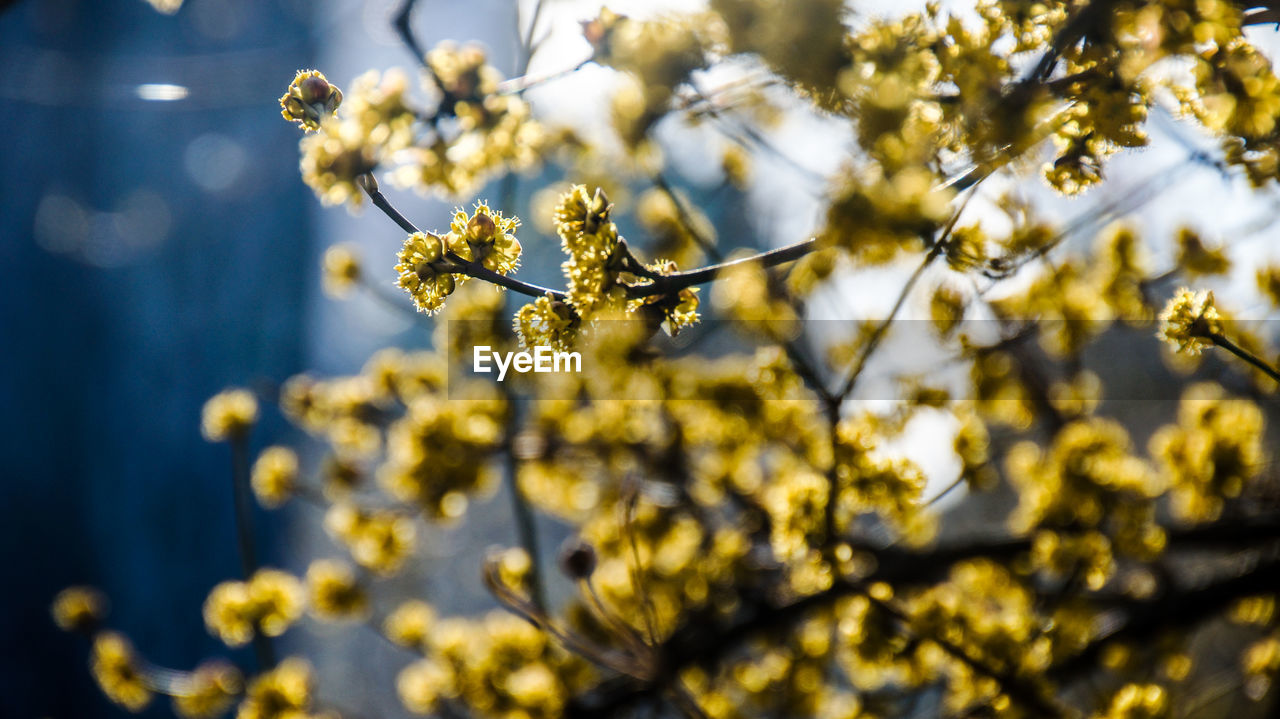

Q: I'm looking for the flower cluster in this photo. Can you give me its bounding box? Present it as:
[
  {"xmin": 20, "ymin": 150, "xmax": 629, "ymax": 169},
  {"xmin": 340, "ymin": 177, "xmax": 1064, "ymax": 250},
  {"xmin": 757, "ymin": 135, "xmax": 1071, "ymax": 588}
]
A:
[
  {"xmin": 396, "ymin": 611, "xmax": 592, "ymax": 718},
  {"xmin": 288, "ymin": 45, "xmax": 546, "ymax": 208},
  {"xmin": 203, "ymin": 569, "xmax": 305, "ymax": 647},
  {"xmin": 1150, "ymin": 383, "xmax": 1266, "ymax": 521},
  {"xmin": 394, "ymin": 204, "xmax": 521, "ymax": 315},
  {"xmin": 323, "ymin": 502, "xmax": 416, "ymax": 574},
  {"xmin": 1158, "ymin": 287, "xmax": 1222, "ymax": 356},
  {"xmin": 62, "ymin": 3, "xmax": 1280, "ymax": 719},
  {"xmin": 379, "ymin": 392, "xmax": 505, "ymax": 519},
  {"xmin": 585, "ymin": 8, "xmax": 712, "ymax": 145}
]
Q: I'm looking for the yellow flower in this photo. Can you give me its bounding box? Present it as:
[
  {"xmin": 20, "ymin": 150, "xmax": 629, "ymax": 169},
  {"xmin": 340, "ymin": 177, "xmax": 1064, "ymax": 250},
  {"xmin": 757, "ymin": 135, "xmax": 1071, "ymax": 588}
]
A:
[
  {"xmin": 279, "ymin": 70, "xmax": 343, "ymax": 132},
  {"xmin": 203, "ymin": 570, "xmax": 304, "ymax": 647},
  {"xmin": 306, "ymin": 559, "xmax": 367, "ymax": 620},
  {"xmin": 173, "ymin": 661, "xmax": 242, "ymax": 719},
  {"xmin": 514, "ymin": 294, "xmax": 579, "ymax": 351},
  {"xmin": 1176, "ymin": 228, "xmax": 1230, "ymax": 278},
  {"xmin": 1150, "ymin": 382, "xmax": 1265, "ymax": 521},
  {"xmin": 450, "ymin": 202, "xmax": 522, "ymax": 276},
  {"xmin": 299, "ymin": 117, "xmax": 379, "ymax": 207},
  {"xmin": 397, "ymin": 658, "xmax": 453, "ymax": 715},
  {"xmin": 201, "ymin": 389, "xmax": 258, "ymax": 442},
  {"xmin": 395, "ymin": 231, "xmax": 460, "ymax": 314},
  {"xmin": 51, "ymin": 586, "xmax": 107, "ymax": 633},
  {"xmin": 90, "ymin": 631, "xmax": 152, "ymax": 712},
  {"xmin": 556, "ymin": 185, "xmax": 624, "ymax": 317},
  {"xmin": 251, "ymin": 447, "xmax": 299, "ymax": 509},
  {"xmin": 629, "ymin": 259, "xmax": 700, "ymax": 336},
  {"xmin": 203, "ymin": 582, "xmax": 254, "ymax": 647},
  {"xmin": 1158, "ymin": 288, "xmax": 1222, "ymax": 356},
  {"xmin": 238, "ymin": 657, "xmax": 312, "ymax": 719},
  {"xmin": 324, "ymin": 503, "xmax": 417, "ymax": 574},
  {"xmin": 321, "ymin": 243, "xmax": 362, "ymax": 298},
  {"xmin": 1094, "ymin": 683, "xmax": 1168, "ymax": 719},
  {"xmin": 1244, "ymin": 636, "xmax": 1280, "ymax": 681},
  {"xmin": 383, "ymin": 600, "xmax": 436, "ymax": 650},
  {"xmin": 248, "ymin": 569, "xmax": 306, "ymax": 637}
]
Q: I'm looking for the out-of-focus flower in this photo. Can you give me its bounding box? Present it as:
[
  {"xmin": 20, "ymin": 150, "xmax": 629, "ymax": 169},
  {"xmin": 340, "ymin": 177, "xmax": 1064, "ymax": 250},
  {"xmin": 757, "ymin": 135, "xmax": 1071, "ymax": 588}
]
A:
[
  {"xmin": 172, "ymin": 661, "xmax": 242, "ymax": 719},
  {"xmin": 383, "ymin": 600, "xmax": 436, "ymax": 650},
  {"xmin": 201, "ymin": 389, "xmax": 258, "ymax": 442},
  {"xmin": 90, "ymin": 631, "xmax": 152, "ymax": 712},
  {"xmin": 322, "ymin": 244, "xmax": 362, "ymax": 298},
  {"xmin": 51, "ymin": 586, "xmax": 107, "ymax": 633},
  {"xmin": 238, "ymin": 658, "xmax": 313, "ymax": 719},
  {"xmin": 306, "ymin": 559, "xmax": 367, "ymax": 620},
  {"xmin": 251, "ymin": 446, "xmax": 299, "ymax": 509},
  {"xmin": 203, "ymin": 569, "xmax": 305, "ymax": 647},
  {"xmin": 324, "ymin": 503, "xmax": 417, "ymax": 574}
]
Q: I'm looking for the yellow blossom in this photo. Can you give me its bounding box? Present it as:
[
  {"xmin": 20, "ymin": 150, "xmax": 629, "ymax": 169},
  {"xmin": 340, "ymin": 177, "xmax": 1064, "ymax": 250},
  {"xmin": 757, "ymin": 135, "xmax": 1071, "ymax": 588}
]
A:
[
  {"xmin": 238, "ymin": 657, "xmax": 312, "ymax": 719},
  {"xmin": 279, "ymin": 70, "xmax": 343, "ymax": 132},
  {"xmin": 173, "ymin": 661, "xmax": 242, "ymax": 719},
  {"xmin": 51, "ymin": 586, "xmax": 107, "ymax": 633},
  {"xmin": 1158, "ymin": 288, "xmax": 1222, "ymax": 356},
  {"xmin": 306, "ymin": 559, "xmax": 367, "ymax": 620},
  {"xmin": 201, "ymin": 389, "xmax": 258, "ymax": 442},
  {"xmin": 321, "ymin": 243, "xmax": 362, "ymax": 298},
  {"xmin": 90, "ymin": 631, "xmax": 152, "ymax": 712},
  {"xmin": 251, "ymin": 446, "xmax": 299, "ymax": 508}
]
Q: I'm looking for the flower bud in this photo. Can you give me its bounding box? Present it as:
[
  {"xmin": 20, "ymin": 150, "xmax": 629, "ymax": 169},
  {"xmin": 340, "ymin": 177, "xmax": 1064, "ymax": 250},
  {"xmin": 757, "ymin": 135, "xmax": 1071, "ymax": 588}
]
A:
[
  {"xmin": 467, "ymin": 211, "xmax": 497, "ymax": 244},
  {"xmin": 279, "ymin": 70, "xmax": 343, "ymax": 132},
  {"xmin": 298, "ymin": 75, "xmax": 331, "ymax": 104}
]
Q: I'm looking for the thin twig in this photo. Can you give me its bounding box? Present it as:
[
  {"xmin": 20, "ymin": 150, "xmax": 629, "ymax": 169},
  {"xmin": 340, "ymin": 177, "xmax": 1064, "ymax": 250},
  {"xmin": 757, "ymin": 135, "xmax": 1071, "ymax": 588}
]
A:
[
  {"xmin": 362, "ymin": 177, "xmax": 814, "ymax": 302},
  {"xmin": 230, "ymin": 435, "xmax": 276, "ymax": 669},
  {"xmin": 497, "ymin": 59, "xmax": 589, "ymax": 95},
  {"xmin": 392, "ymin": 0, "xmax": 426, "ymax": 65},
  {"xmin": 651, "ymin": 172, "xmax": 724, "ymax": 262},
  {"xmin": 502, "ymin": 403, "xmax": 547, "ymax": 612},
  {"xmin": 834, "ymin": 244, "xmax": 941, "ymax": 400},
  {"xmin": 623, "ymin": 238, "xmax": 817, "ymax": 298},
  {"xmin": 1210, "ymin": 332, "xmax": 1280, "ymax": 385}
]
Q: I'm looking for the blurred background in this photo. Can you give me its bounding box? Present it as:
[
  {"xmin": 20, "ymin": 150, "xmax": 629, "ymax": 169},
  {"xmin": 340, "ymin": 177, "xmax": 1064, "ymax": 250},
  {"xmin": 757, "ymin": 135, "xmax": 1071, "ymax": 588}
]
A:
[
  {"xmin": 1, "ymin": 1, "xmax": 315, "ymax": 715},
  {"xmin": 5, "ymin": 1, "xmax": 1280, "ymax": 717}
]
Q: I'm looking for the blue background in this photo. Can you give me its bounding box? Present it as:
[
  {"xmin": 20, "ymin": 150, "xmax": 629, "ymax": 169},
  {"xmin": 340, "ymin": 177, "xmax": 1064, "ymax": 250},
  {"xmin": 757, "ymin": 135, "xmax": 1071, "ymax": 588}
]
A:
[{"xmin": 0, "ymin": 1, "xmax": 315, "ymax": 715}]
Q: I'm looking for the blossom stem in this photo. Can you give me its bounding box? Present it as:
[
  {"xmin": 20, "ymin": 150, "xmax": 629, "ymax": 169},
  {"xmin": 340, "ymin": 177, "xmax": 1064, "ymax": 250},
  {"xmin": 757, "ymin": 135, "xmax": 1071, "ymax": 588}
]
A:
[
  {"xmin": 836, "ymin": 243, "xmax": 943, "ymax": 399},
  {"xmin": 623, "ymin": 238, "xmax": 817, "ymax": 299},
  {"xmin": 392, "ymin": 0, "xmax": 426, "ymax": 65},
  {"xmin": 651, "ymin": 172, "xmax": 723, "ymax": 261},
  {"xmin": 1209, "ymin": 333, "xmax": 1280, "ymax": 385},
  {"xmin": 444, "ymin": 252, "xmax": 568, "ymax": 300},
  {"xmin": 498, "ymin": 59, "xmax": 589, "ymax": 95},
  {"xmin": 364, "ymin": 183, "xmax": 421, "ymax": 235},
  {"xmin": 362, "ymin": 181, "xmax": 570, "ymax": 301},
  {"xmin": 230, "ymin": 435, "xmax": 277, "ymax": 669},
  {"xmin": 362, "ymin": 179, "xmax": 817, "ymax": 303},
  {"xmin": 501, "ymin": 400, "xmax": 547, "ymax": 612}
]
